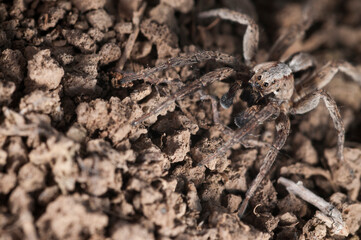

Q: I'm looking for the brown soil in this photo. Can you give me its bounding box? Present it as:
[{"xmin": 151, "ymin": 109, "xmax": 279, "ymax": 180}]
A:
[{"xmin": 1, "ymin": 0, "xmax": 361, "ymax": 239}]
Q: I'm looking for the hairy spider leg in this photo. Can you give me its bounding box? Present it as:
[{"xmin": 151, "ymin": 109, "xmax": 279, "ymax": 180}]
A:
[
  {"xmin": 294, "ymin": 60, "xmax": 361, "ymax": 101},
  {"xmin": 201, "ymin": 102, "xmax": 280, "ymax": 169},
  {"xmin": 268, "ymin": 1, "xmax": 315, "ymax": 61},
  {"xmin": 291, "ymin": 89, "xmax": 344, "ymax": 161},
  {"xmin": 112, "ymin": 51, "xmax": 242, "ymax": 87},
  {"xmin": 201, "ymin": 93, "xmax": 271, "ymax": 149},
  {"xmin": 131, "ymin": 68, "xmax": 235, "ymax": 126},
  {"xmin": 238, "ymin": 111, "xmax": 290, "ymax": 218},
  {"xmin": 199, "ymin": 8, "xmax": 259, "ymax": 65}
]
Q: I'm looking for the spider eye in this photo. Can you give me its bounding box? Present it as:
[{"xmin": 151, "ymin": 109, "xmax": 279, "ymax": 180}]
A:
[
  {"xmin": 263, "ymin": 82, "xmax": 269, "ymax": 87},
  {"xmin": 257, "ymin": 75, "xmax": 262, "ymax": 80}
]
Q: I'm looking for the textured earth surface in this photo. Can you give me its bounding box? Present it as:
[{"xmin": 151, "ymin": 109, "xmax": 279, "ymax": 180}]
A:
[{"xmin": 1, "ymin": 0, "xmax": 361, "ymax": 239}]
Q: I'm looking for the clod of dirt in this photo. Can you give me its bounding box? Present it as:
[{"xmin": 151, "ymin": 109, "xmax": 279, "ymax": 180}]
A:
[
  {"xmin": 5, "ymin": 136, "xmax": 28, "ymax": 172},
  {"xmin": 9, "ymin": 187, "xmax": 37, "ymax": 240},
  {"xmin": 278, "ymin": 193, "xmax": 308, "ymax": 217},
  {"xmin": 326, "ymin": 74, "xmax": 361, "ymax": 110},
  {"xmin": 71, "ymin": 0, "xmax": 106, "ymax": 12},
  {"xmin": 163, "ymin": 130, "xmax": 191, "ymax": 163},
  {"xmin": 0, "ymin": 149, "xmax": 6, "ymax": 168},
  {"xmin": 86, "ymin": 9, "xmax": 113, "ymax": 31},
  {"xmin": 341, "ymin": 202, "xmax": 361, "ymax": 235},
  {"xmin": 0, "ymin": 80, "xmax": 16, "ymax": 105},
  {"xmin": 201, "ymin": 175, "xmax": 225, "ymax": 207},
  {"xmin": 117, "ymin": 0, "xmax": 143, "ymax": 19},
  {"xmin": 78, "ymin": 155, "xmax": 120, "ymax": 196},
  {"xmin": 36, "ymin": 194, "xmax": 108, "ymax": 239},
  {"xmin": 186, "ymin": 182, "xmax": 202, "ymax": 212},
  {"xmin": 77, "ymin": 138, "xmax": 133, "ymax": 196},
  {"xmin": 278, "ymin": 212, "xmax": 298, "ymax": 226},
  {"xmin": 140, "ymin": 19, "xmax": 180, "ymax": 58},
  {"xmin": 191, "ymin": 137, "xmax": 230, "ymax": 171},
  {"xmin": 161, "ymin": 0, "xmax": 194, "ymax": 13},
  {"xmin": 62, "ymin": 29, "xmax": 96, "ymax": 53},
  {"xmin": 63, "ymin": 73, "xmax": 100, "ymax": 97},
  {"xmin": 76, "ymin": 99, "xmax": 110, "ymax": 133},
  {"xmin": 26, "ymin": 49, "xmax": 64, "ymax": 90},
  {"xmin": 0, "ymin": 29, "xmax": 8, "ymax": 47},
  {"xmin": 38, "ymin": 186, "xmax": 60, "ymax": 205},
  {"xmin": 127, "ymin": 178, "xmax": 187, "ymax": 237},
  {"xmin": 0, "ymin": 172, "xmax": 16, "ymax": 194},
  {"xmin": 280, "ymin": 162, "xmax": 331, "ymax": 181},
  {"xmin": 52, "ymin": 46, "xmax": 74, "ymax": 65},
  {"xmin": 88, "ymin": 27, "xmax": 104, "ymax": 42},
  {"xmin": 143, "ymin": 184, "xmax": 187, "ymax": 237},
  {"xmin": 129, "ymin": 136, "xmax": 170, "ymax": 180},
  {"xmin": 300, "ymin": 217, "xmax": 328, "ymax": 240},
  {"xmin": 18, "ymin": 163, "xmax": 46, "ymax": 192},
  {"xmin": 325, "ymin": 147, "xmax": 361, "ymax": 201},
  {"xmin": 27, "ymin": 131, "xmax": 80, "ymax": 193},
  {"xmin": 224, "ymin": 166, "xmax": 249, "ymax": 193},
  {"xmin": 298, "ymin": 104, "xmax": 339, "ymax": 147},
  {"xmin": 38, "ymin": 5, "xmax": 67, "ymax": 31},
  {"xmin": 73, "ymin": 54, "xmax": 100, "ymax": 78},
  {"xmin": 172, "ymin": 156, "xmax": 206, "ymax": 188},
  {"xmin": 111, "ymin": 222, "xmax": 155, "ymax": 240},
  {"xmin": 0, "ymin": 4, "xmax": 7, "ymax": 22},
  {"xmin": 210, "ymin": 213, "xmax": 271, "ymax": 239},
  {"xmin": 292, "ymin": 133, "xmax": 318, "ymax": 165},
  {"xmin": 77, "ymin": 96, "xmax": 146, "ymax": 143},
  {"xmin": 66, "ymin": 123, "xmax": 87, "ymax": 143},
  {"xmin": 149, "ymin": 3, "xmax": 177, "ymax": 30},
  {"xmin": 87, "ymin": 138, "xmax": 134, "ymax": 169},
  {"xmin": 9, "ymin": 0, "xmax": 26, "ymax": 18},
  {"xmin": 151, "ymin": 112, "xmax": 199, "ymax": 135},
  {"xmin": 114, "ymin": 22, "xmax": 133, "ymax": 34},
  {"xmin": 19, "ymin": 89, "xmax": 63, "ymax": 121},
  {"xmin": 99, "ymin": 42, "xmax": 121, "ymax": 65},
  {"xmin": 225, "ymin": 194, "xmax": 243, "ymax": 213},
  {"xmin": 0, "ymin": 48, "xmax": 26, "ymax": 85}
]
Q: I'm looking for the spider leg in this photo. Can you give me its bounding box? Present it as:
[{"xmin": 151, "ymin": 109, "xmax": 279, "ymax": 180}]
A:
[
  {"xmin": 290, "ymin": 89, "xmax": 345, "ymax": 161},
  {"xmin": 238, "ymin": 111, "xmax": 290, "ymax": 218},
  {"xmin": 112, "ymin": 50, "xmax": 242, "ymax": 87},
  {"xmin": 285, "ymin": 52, "xmax": 317, "ymax": 85},
  {"xmin": 201, "ymin": 93, "xmax": 271, "ymax": 149},
  {"xmin": 199, "ymin": 93, "xmax": 223, "ymax": 128},
  {"xmin": 199, "ymin": 8, "xmax": 259, "ymax": 65},
  {"xmin": 234, "ymin": 105, "xmax": 262, "ymax": 128},
  {"xmin": 284, "ymin": 52, "xmax": 316, "ymax": 73},
  {"xmin": 220, "ymin": 81, "xmax": 242, "ymax": 109},
  {"xmin": 294, "ymin": 60, "xmax": 361, "ymax": 101},
  {"xmin": 132, "ymin": 67, "xmax": 235, "ymax": 126},
  {"xmin": 201, "ymin": 102, "xmax": 280, "ymax": 168},
  {"xmin": 268, "ymin": 2, "xmax": 314, "ymax": 61}
]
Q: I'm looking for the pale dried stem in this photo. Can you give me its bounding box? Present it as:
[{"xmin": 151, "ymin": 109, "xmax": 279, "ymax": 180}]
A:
[
  {"xmin": 278, "ymin": 177, "xmax": 348, "ymax": 236},
  {"xmin": 116, "ymin": 2, "xmax": 147, "ymax": 71}
]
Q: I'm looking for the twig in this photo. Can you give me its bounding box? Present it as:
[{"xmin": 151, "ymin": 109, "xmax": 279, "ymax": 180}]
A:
[
  {"xmin": 115, "ymin": 2, "xmax": 147, "ymax": 71},
  {"xmin": 278, "ymin": 177, "xmax": 349, "ymax": 236}
]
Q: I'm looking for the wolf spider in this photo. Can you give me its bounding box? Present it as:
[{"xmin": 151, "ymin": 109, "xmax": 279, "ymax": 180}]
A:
[{"xmin": 111, "ymin": 7, "xmax": 361, "ymax": 219}]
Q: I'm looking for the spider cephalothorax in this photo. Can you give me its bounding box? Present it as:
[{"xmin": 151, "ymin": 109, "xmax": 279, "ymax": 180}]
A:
[
  {"xmin": 250, "ymin": 62, "xmax": 294, "ymax": 101},
  {"xmin": 111, "ymin": 4, "xmax": 361, "ymax": 219}
]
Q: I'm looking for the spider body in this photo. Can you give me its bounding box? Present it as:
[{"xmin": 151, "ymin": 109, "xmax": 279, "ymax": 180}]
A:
[
  {"xmin": 250, "ymin": 62, "xmax": 294, "ymax": 101},
  {"xmin": 112, "ymin": 5, "xmax": 361, "ymax": 220}
]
